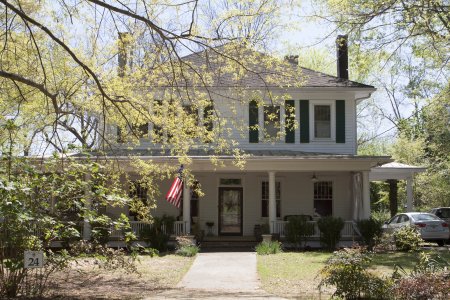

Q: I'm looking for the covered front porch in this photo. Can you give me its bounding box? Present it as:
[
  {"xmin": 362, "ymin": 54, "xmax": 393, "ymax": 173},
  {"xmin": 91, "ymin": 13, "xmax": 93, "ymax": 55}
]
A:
[{"xmin": 144, "ymin": 154, "xmax": 391, "ymax": 241}]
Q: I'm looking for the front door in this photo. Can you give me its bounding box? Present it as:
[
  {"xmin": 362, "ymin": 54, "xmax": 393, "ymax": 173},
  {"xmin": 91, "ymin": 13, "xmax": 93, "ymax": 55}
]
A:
[{"xmin": 219, "ymin": 187, "xmax": 243, "ymax": 236}]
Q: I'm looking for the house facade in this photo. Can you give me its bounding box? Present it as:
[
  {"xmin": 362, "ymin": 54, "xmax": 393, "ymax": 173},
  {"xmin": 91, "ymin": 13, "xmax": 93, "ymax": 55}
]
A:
[{"xmin": 99, "ymin": 39, "xmax": 391, "ymax": 241}]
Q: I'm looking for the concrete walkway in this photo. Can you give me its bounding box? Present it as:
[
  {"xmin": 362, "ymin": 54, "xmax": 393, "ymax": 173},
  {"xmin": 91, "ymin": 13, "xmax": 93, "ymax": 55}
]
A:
[{"xmin": 150, "ymin": 252, "xmax": 285, "ymax": 299}]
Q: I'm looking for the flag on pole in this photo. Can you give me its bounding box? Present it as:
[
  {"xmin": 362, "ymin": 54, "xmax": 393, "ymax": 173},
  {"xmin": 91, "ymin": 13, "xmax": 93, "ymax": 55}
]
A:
[{"xmin": 166, "ymin": 165, "xmax": 184, "ymax": 208}]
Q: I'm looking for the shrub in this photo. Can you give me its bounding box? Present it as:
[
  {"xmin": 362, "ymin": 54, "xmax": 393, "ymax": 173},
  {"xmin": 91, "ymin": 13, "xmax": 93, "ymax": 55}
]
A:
[
  {"xmin": 140, "ymin": 215, "xmax": 176, "ymax": 252},
  {"xmin": 175, "ymin": 236, "xmax": 199, "ymax": 257},
  {"xmin": 90, "ymin": 215, "xmax": 112, "ymax": 246},
  {"xmin": 317, "ymin": 216, "xmax": 344, "ymax": 251},
  {"xmin": 393, "ymin": 273, "xmax": 450, "ymax": 300},
  {"xmin": 285, "ymin": 216, "xmax": 314, "ymax": 249},
  {"xmin": 393, "ymin": 226, "xmax": 423, "ymax": 252},
  {"xmin": 255, "ymin": 241, "xmax": 282, "ymax": 255},
  {"xmin": 176, "ymin": 245, "xmax": 199, "ymax": 257},
  {"xmin": 374, "ymin": 232, "xmax": 396, "ymax": 252},
  {"xmin": 357, "ymin": 218, "xmax": 383, "ymax": 251},
  {"xmin": 319, "ymin": 248, "xmax": 393, "ymax": 300}
]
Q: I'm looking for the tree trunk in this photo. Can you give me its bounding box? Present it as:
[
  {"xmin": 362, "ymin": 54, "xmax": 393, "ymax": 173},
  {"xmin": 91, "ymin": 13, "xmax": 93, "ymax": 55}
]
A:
[{"xmin": 387, "ymin": 179, "xmax": 398, "ymax": 217}]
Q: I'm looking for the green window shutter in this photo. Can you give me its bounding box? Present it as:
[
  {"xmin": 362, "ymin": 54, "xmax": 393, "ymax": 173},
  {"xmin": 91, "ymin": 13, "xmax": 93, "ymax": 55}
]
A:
[
  {"xmin": 203, "ymin": 104, "xmax": 214, "ymax": 132},
  {"xmin": 300, "ymin": 100, "xmax": 309, "ymax": 143},
  {"xmin": 249, "ymin": 100, "xmax": 259, "ymax": 143},
  {"xmin": 336, "ymin": 100, "xmax": 345, "ymax": 143},
  {"xmin": 285, "ymin": 100, "xmax": 295, "ymax": 143}
]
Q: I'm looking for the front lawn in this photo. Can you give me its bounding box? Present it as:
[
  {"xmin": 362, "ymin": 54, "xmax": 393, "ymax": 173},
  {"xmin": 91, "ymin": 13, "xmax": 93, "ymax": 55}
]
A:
[
  {"xmin": 47, "ymin": 254, "xmax": 195, "ymax": 299},
  {"xmin": 257, "ymin": 252, "xmax": 333, "ymax": 299},
  {"xmin": 257, "ymin": 250, "xmax": 450, "ymax": 299}
]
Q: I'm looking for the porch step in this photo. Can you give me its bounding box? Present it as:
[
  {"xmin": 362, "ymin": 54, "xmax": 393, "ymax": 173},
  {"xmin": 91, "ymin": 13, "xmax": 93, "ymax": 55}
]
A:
[{"xmin": 200, "ymin": 236, "xmax": 258, "ymax": 252}]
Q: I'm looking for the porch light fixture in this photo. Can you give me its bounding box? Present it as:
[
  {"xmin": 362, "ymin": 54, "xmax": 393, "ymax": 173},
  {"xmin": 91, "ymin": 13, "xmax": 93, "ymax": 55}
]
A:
[{"xmin": 311, "ymin": 173, "xmax": 319, "ymax": 182}]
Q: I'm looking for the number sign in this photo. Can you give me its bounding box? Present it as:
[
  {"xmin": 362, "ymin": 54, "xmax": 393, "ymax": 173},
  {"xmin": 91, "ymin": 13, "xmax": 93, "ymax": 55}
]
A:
[{"xmin": 24, "ymin": 251, "xmax": 44, "ymax": 268}]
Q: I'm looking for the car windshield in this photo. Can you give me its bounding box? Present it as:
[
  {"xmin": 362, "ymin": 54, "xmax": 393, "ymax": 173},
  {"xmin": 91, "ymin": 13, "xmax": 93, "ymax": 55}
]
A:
[{"xmin": 411, "ymin": 214, "xmax": 440, "ymax": 221}]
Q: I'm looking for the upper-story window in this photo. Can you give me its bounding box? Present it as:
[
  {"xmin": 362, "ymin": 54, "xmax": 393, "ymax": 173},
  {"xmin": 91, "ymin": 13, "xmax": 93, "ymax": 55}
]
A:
[
  {"xmin": 314, "ymin": 105, "xmax": 331, "ymax": 138},
  {"xmin": 182, "ymin": 104, "xmax": 199, "ymax": 136},
  {"xmin": 147, "ymin": 101, "xmax": 212, "ymax": 144},
  {"xmin": 132, "ymin": 123, "xmax": 149, "ymax": 139},
  {"xmin": 310, "ymin": 101, "xmax": 335, "ymax": 141},
  {"xmin": 117, "ymin": 123, "xmax": 149, "ymax": 143},
  {"xmin": 263, "ymin": 105, "xmax": 280, "ymax": 139}
]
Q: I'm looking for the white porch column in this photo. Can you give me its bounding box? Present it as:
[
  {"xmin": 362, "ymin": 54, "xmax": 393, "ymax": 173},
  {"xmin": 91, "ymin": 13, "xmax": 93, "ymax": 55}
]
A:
[
  {"xmin": 183, "ymin": 184, "xmax": 191, "ymax": 235},
  {"xmin": 362, "ymin": 171, "xmax": 371, "ymax": 219},
  {"xmin": 406, "ymin": 176, "xmax": 414, "ymax": 212},
  {"xmin": 268, "ymin": 171, "xmax": 276, "ymax": 234},
  {"xmin": 83, "ymin": 173, "xmax": 92, "ymax": 240}
]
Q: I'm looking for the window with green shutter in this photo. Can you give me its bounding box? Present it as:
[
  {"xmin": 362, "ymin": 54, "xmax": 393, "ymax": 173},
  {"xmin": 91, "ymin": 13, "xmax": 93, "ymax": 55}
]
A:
[
  {"xmin": 249, "ymin": 100, "xmax": 259, "ymax": 143},
  {"xmin": 300, "ymin": 100, "xmax": 310, "ymax": 143},
  {"xmin": 336, "ymin": 100, "xmax": 345, "ymax": 143},
  {"xmin": 285, "ymin": 100, "xmax": 295, "ymax": 143}
]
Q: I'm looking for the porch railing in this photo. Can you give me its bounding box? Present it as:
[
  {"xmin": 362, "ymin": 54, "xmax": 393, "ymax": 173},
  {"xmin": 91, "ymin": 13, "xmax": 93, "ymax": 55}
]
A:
[
  {"xmin": 272, "ymin": 220, "xmax": 360, "ymax": 239},
  {"xmin": 28, "ymin": 220, "xmax": 186, "ymax": 241},
  {"xmin": 111, "ymin": 220, "xmax": 187, "ymax": 239}
]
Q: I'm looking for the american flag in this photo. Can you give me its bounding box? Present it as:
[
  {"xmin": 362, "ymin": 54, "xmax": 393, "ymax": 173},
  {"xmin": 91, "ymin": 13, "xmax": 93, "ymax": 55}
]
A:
[{"xmin": 166, "ymin": 165, "xmax": 183, "ymax": 208}]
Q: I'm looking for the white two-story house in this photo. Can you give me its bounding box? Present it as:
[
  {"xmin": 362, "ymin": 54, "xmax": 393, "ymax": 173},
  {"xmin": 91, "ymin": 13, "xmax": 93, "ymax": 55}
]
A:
[{"xmin": 100, "ymin": 37, "xmax": 393, "ymax": 242}]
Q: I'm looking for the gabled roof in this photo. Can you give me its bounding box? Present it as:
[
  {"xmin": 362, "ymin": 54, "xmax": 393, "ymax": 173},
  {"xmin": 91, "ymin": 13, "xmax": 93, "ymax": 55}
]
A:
[{"xmin": 165, "ymin": 44, "xmax": 374, "ymax": 89}]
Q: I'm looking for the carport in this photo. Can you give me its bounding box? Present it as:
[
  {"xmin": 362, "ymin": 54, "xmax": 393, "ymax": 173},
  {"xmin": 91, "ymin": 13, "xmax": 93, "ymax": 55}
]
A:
[{"xmin": 370, "ymin": 162, "xmax": 426, "ymax": 215}]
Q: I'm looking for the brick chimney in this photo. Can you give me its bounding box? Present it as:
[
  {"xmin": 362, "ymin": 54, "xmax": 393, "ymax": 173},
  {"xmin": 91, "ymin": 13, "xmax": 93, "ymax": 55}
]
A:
[{"xmin": 336, "ymin": 35, "xmax": 348, "ymax": 79}]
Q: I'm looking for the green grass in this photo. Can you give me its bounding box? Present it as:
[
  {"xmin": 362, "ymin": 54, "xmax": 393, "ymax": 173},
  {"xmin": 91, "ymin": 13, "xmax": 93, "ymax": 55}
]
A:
[
  {"xmin": 257, "ymin": 250, "xmax": 450, "ymax": 299},
  {"xmin": 257, "ymin": 252, "xmax": 332, "ymax": 299},
  {"xmin": 369, "ymin": 251, "xmax": 450, "ymax": 276}
]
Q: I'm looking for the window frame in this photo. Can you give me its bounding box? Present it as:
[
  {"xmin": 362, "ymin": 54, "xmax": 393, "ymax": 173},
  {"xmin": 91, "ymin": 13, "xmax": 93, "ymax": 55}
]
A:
[
  {"xmin": 258, "ymin": 104, "xmax": 285, "ymax": 142},
  {"xmin": 313, "ymin": 180, "xmax": 333, "ymax": 217},
  {"xmin": 309, "ymin": 100, "xmax": 335, "ymax": 141},
  {"xmin": 261, "ymin": 180, "xmax": 281, "ymax": 218}
]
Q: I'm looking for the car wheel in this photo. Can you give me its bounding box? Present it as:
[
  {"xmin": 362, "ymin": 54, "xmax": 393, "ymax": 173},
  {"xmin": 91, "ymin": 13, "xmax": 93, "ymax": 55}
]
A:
[{"xmin": 437, "ymin": 240, "xmax": 444, "ymax": 247}]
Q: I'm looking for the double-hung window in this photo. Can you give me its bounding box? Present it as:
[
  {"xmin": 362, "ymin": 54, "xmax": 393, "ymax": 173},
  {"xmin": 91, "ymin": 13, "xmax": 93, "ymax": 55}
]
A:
[
  {"xmin": 310, "ymin": 101, "xmax": 335, "ymax": 141},
  {"xmin": 261, "ymin": 181, "xmax": 281, "ymax": 218},
  {"xmin": 263, "ymin": 105, "xmax": 281, "ymax": 139},
  {"xmin": 313, "ymin": 181, "xmax": 332, "ymax": 217}
]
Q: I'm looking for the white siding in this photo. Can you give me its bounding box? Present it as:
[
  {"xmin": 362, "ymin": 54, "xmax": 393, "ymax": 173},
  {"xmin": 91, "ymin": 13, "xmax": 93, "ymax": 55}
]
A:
[
  {"xmin": 145, "ymin": 171, "xmax": 354, "ymax": 236},
  {"xmin": 110, "ymin": 89, "xmax": 359, "ymax": 155}
]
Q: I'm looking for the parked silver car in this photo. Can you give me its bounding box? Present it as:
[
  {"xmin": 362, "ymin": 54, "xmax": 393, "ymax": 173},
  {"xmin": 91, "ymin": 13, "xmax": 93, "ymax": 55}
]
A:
[
  {"xmin": 429, "ymin": 207, "xmax": 450, "ymax": 224},
  {"xmin": 382, "ymin": 212, "xmax": 449, "ymax": 246}
]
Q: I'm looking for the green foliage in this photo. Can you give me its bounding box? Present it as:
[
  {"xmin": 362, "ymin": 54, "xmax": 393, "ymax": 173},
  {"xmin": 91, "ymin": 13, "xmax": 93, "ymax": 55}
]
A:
[
  {"xmin": 392, "ymin": 252, "xmax": 450, "ymax": 300},
  {"xmin": 357, "ymin": 218, "xmax": 383, "ymax": 251},
  {"xmin": 317, "ymin": 217, "xmax": 344, "ymax": 251},
  {"xmin": 393, "ymin": 226, "xmax": 423, "ymax": 252},
  {"xmin": 175, "ymin": 245, "xmax": 199, "ymax": 257},
  {"xmin": 0, "ymin": 156, "xmax": 134, "ymax": 297},
  {"xmin": 175, "ymin": 236, "xmax": 199, "ymax": 257},
  {"xmin": 90, "ymin": 215, "xmax": 112, "ymax": 246},
  {"xmin": 319, "ymin": 248, "xmax": 393, "ymax": 300},
  {"xmin": 140, "ymin": 215, "xmax": 175, "ymax": 252},
  {"xmin": 285, "ymin": 216, "xmax": 314, "ymax": 249},
  {"xmin": 260, "ymin": 222, "xmax": 270, "ymax": 234},
  {"xmin": 255, "ymin": 241, "xmax": 282, "ymax": 255},
  {"xmin": 393, "ymin": 272, "xmax": 450, "ymax": 300}
]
